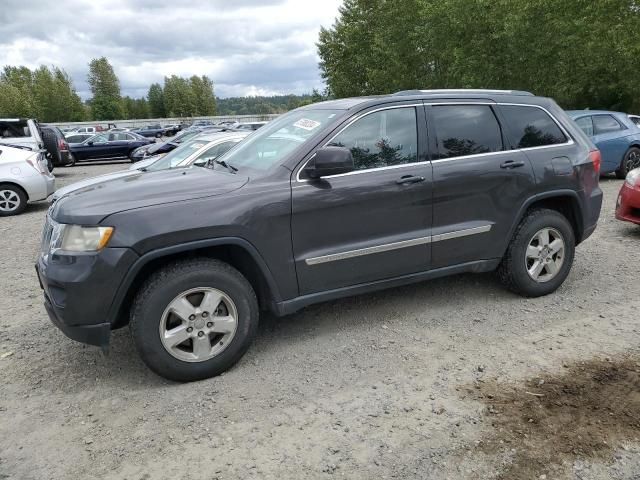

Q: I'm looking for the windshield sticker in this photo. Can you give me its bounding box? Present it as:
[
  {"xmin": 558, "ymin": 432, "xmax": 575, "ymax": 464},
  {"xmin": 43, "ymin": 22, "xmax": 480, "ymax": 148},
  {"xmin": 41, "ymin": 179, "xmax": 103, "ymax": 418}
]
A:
[{"xmin": 293, "ymin": 119, "xmax": 321, "ymax": 131}]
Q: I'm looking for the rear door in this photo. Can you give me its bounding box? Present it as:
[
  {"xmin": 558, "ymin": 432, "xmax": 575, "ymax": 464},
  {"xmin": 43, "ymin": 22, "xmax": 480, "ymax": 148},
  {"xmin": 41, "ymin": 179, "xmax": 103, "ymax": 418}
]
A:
[
  {"xmin": 427, "ymin": 102, "xmax": 536, "ymax": 268},
  {"xmin": 291, "ymin": 103, "xmax": 432, "ymax": 294}
]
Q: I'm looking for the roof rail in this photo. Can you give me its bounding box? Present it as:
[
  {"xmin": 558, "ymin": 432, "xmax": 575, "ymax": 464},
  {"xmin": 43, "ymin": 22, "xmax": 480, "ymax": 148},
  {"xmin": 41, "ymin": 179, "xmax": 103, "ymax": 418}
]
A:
[{"xmin": 392, "ymin": 89, "xmax": 534, "ymax": 97}]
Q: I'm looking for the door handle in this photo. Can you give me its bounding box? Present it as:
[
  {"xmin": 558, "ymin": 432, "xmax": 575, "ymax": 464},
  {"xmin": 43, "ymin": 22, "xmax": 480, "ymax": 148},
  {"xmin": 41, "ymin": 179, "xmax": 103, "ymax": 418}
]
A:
[
  {"xmin": 396, "ymin": 175, "xmax": 425, "ymax": 185},
  {"xmin": 500, "ymin": 160, "xmax": 525, "ymax": 169}
]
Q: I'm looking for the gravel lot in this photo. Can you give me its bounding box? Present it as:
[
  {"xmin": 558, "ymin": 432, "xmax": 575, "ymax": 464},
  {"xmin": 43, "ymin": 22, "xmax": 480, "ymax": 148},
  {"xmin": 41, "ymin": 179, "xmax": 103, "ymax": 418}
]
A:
[{"xmin": 1, "ymin": 163, "xmax": 639, "ymax": 480}]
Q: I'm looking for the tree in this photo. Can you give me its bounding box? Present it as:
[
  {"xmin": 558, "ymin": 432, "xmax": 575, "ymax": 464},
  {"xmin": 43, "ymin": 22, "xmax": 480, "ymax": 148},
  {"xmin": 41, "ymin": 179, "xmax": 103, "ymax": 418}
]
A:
[
  {"xmin": 87, "ymin": 57, "xmax": 123, "ymax": 120},
  {"xmin": 318, "ymin": 0, "xmax": 640, "ymax": 112},
  {"xmin": 147, "ymin": 83, "xmax": 165, "ymax": 118},
  {"xmin": 190, "ymin": 75, "xmax": 216, "ymax": 116},
  {"xmin": 163, "ymin": 75, "xmax": 196, "ymax": 117}
]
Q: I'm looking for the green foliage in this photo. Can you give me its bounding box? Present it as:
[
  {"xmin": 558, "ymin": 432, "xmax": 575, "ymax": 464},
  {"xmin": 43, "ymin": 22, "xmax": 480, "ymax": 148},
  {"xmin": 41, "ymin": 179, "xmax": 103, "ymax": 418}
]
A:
[
  {"xmin": 216, "ymin": 94, "xmax": 319, "ymax": 115},
  {"xmin": 0, "ymin": 65, "xmax": 85, "ymax": 121},
  {"xmin": 147, "ymin": 83, "xmax": 165, "ymax": 118},
  {"xmin": 87, "ymin": 57, "xmax": 123, "ymax": 120},
  {"xmin": 121, "ymin": 96, "xmax": 150, "ymax": 119},
  {"xmin": 190, "ymin": 75, "xmax": 216, "ymax": 116},
  {"xmin": 318, "ymin": 0, "xmax": 640, "ymax": 112}
]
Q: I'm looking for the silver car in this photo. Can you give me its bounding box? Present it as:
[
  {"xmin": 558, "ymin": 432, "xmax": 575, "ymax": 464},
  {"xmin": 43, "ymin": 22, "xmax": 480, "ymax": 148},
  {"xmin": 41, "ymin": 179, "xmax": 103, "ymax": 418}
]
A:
[
  {"xmin": 51, "ymin": 131, "xmax": 248, "ymax": 202},
  {"xmin": 0, "ymin": 143, "xmax": 55, "ymax": 216}
]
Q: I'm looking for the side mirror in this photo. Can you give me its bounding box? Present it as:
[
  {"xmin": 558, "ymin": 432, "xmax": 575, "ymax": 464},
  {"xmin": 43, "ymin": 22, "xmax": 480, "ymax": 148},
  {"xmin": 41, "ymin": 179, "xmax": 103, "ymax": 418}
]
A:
[
  {"xmin": 193, "ymin": 158, "xmax": 209, "ymax": 167},
  {"xmin": 87, "ymin": 141, "xmax": 94, "ymax": 146},
  {"xmin": 307, "ymin": 146, "xmax": 354, "ymax": 179}
]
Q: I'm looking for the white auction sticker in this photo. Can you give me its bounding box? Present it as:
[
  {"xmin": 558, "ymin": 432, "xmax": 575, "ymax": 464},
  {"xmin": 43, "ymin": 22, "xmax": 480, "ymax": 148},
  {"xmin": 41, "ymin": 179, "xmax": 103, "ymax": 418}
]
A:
[{"xmin": 293, "ymin": 119, "xmax": 321, "ymax": 131}]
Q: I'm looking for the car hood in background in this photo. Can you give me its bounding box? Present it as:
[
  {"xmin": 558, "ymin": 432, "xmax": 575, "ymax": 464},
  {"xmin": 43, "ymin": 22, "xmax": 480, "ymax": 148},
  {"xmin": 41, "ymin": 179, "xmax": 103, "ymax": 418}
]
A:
[{"xmin": 51, "ymin": 166, "xmax": 248, "ymax": 225}]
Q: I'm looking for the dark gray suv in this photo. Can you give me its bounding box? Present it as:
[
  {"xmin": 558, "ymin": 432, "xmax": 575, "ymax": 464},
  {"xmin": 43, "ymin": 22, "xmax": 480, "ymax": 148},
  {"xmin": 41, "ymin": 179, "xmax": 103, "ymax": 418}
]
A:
[{"xmin": 36, "ymin": 89, "xmax": 603, "ymax": 381}]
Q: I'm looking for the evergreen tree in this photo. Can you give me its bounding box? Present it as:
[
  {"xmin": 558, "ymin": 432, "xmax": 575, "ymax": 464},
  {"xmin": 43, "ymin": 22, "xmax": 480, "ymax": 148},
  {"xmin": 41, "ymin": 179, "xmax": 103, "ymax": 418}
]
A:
[{"xmin": 87, "ymin": 57, "xmax": 123, "ymax": 120}]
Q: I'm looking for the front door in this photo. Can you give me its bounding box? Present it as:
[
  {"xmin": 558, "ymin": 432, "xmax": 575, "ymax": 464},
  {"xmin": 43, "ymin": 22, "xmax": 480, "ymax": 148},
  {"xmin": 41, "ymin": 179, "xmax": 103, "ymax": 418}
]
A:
[
  {"xmin": 291, "ymin": 104, "xmax": 432, "ymax": 295},
  {"xmin": 591, "ymin": 114, "xmax": 628, "ymax": 173}
]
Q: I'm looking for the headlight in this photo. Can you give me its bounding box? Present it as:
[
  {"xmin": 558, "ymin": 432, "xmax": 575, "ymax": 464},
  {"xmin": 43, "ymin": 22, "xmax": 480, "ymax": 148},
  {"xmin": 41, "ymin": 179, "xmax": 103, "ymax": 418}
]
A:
[
  {"xmin": 625, "ymin": 168, "xmax": 640, "ymax": 187},
  {"xmin": 51, "ymin": 225, "xmax": 114, "ymax": 252}
]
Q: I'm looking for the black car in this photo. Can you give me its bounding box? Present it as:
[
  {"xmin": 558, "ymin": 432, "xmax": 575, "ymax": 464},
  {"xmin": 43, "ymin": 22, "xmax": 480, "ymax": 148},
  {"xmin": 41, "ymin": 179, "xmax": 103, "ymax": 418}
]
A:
[
  {"xmin": 40, "ymin": 125, "xmax": 72, "ymax": 168},
  {"xmin": 129, "ymin": 129, "xmax": 206, "ymax": 162},
  {"xmin": 68, "ymin": 132, "xmax": 153, "ymax": 162},
  {"xmin": 38, "ymin": 89, "xmax": 602, "ymax": 381}
]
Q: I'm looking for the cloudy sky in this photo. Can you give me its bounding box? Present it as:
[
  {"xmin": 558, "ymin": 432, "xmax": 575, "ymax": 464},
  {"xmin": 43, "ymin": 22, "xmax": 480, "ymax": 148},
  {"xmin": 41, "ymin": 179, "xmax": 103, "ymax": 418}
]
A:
[{"xmin": 0, "ymin": 0, "xmax": 342, "ymax": 99}]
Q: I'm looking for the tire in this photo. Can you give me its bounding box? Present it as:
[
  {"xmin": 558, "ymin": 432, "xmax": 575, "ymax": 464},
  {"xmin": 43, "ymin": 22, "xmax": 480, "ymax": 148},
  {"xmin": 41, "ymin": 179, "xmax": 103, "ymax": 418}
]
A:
[
  {"xmin": 130, "ymin": 258, "xmax": 259, "ymax": 382},
  {"xmin": 66, "ymin": 153, "xmax": 76, "ymax": 167},
  {"xmin": 0, "ymin": 183, "xmax": 28, "ymax": 216},
  {"xmin": 155, "ymin": 132, "xmax": 162, "ymax": 138},
  {"xmin": 497, "ymin": 209, "xmax": 575, "ymax": 297},
  {"xmin": 615, "ymin": 147, "xmax": 640, "ymax": 179}
]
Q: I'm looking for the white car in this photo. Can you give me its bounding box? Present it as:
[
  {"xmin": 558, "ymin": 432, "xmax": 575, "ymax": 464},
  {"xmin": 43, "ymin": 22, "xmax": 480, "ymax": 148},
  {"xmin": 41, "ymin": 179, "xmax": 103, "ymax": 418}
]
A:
[
  {"xmin": 51, "ymin": 131, "xmax": 248, "ymax": 202},
  {"xmin": 0, "ymin": 143, "xmax": 55, "ymax": 216},
  {"xmin": 0, "ymin": 118, "xmax": 44, "ymax": 151}
]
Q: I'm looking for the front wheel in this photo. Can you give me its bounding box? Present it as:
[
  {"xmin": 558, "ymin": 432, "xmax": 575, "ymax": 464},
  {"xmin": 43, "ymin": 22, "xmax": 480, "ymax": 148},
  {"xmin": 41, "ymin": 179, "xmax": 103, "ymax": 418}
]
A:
[
  {"xmin": 130, "ymin": 258, "xmax": 259, "ymax": 382},
  {"xmin": 616, "ymin": 147, "xmax": 640, "ymax": 179},
  {"xmin": 497, "ymin": 209, "xmax": 575, "ymax": 297}
]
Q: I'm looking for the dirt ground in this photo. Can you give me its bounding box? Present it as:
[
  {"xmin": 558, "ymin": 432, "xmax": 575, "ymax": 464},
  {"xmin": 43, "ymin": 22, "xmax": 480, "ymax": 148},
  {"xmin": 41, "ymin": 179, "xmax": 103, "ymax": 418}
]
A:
[{"xmin": 1, "ymin": 162, "xmax": 639, "ymax": 480}]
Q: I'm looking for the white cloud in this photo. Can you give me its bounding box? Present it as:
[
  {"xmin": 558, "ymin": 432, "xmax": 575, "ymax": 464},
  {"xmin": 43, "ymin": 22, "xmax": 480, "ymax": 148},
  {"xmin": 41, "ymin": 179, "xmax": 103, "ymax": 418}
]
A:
[{"xmin": 0, "ymin": 0, "xmax": 343, "ymax": 98}]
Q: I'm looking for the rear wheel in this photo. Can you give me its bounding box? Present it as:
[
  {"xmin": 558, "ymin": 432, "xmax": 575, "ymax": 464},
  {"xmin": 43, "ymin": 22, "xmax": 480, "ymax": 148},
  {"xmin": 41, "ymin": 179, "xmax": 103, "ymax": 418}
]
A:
[
  {"xmin": 615, "ymin": 147, "xmax": 640, "ymax": 179},
  {"xmin": 65, "ymin": 153, "xmax": 76, "ymax": 167},
  {"xmin": 498, "ymin": 209, "xmax": 575, "ymax": 297},
  {"xmin": 130, "ymin": 258, "xmax": 259, "ymax": 382},
  {"xmin": 0, "ymin": 184, "xmax": 27, "ymax": 216}
]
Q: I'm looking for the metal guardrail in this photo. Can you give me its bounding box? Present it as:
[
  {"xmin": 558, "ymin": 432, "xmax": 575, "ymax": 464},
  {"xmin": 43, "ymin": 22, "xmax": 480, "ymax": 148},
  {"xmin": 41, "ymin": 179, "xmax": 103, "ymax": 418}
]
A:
[{"xmin": 50, "ymin": 114, "xmax": 281, "ymax": 129}]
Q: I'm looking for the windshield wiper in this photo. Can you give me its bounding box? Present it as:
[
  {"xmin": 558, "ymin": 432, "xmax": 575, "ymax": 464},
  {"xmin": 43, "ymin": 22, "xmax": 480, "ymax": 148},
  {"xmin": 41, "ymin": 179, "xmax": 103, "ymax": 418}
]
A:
[{"xmin": 214, "ymin": 159, "xmax": 238, "ymax": 173}]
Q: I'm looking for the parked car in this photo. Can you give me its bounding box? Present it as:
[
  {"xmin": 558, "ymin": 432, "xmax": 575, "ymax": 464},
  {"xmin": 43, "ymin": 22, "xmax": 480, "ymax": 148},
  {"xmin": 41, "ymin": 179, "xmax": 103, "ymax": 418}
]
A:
[
  {"xmin": 37, "ymin": 89, "xmax": 602, "ymax": 381},
  {"xmin": 132, "ymin": 124, "xmax": 167, "ymax": 138},
  {"xmin": 629, "ymin": 115, "xmax": 640, "ymax": 127},
  {"xmin": 128, "ymin": 131, "xmax": 248, "ymax": 171},
  {"xmin": 0, "ymin": 118, "xmax": 43, "ymax": 151},
  {"xmin": 568, "ymin": 110, "xmax": 640, "ymax": 178},
  {"xmin": 163, "ymin": 124, "xmax": 180, "ymax": 136},
  {"xmin": 52, "ymin": 132, "xmax": 248, "ymax": 201},
  {"xmin": 0, "ymin": 144, "xmax": 54, "ymax": 216},
  {"xmin": 192, "ymin": 120, "xmax": 215, "ymax": 127},
  {"xmin": 70, "ymin": 126, "xmax": 103, "ymax": 134},
  {"xmin": 129, "ymin": 129, "xmax": 208, "ymax": 162},
  {"xmin": 68, "ymin": 132, "xmax": 153, "ymax": 163},
  {"xmin": 41, "ymin": 125, "xmax": 72, "ymax": 168},
  {"xmin": 615, "ymin": 168, "xmax": 640, "ymax": 225},
  {"xmin": 65, "ymin": 133, "xmax": 94, "ymax": 144}
]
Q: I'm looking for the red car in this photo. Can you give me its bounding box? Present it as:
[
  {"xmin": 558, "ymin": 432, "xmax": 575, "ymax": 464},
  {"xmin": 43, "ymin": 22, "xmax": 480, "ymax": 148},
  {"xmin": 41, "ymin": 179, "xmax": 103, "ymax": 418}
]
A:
[{"xmin": 616, "ymin": 168, "xmax": 640, "ymax": 225}]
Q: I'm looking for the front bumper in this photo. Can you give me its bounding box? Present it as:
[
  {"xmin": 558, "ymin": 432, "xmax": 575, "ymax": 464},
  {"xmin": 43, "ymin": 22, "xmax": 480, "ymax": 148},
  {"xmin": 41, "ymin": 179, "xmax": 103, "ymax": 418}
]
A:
[
  {"xmin": 615, "ymin": 182, "xmax": 640, "ymax": 225},
  {"xmin": 36, "ymin": 246, "xmax": 139, "ymax": 347}
]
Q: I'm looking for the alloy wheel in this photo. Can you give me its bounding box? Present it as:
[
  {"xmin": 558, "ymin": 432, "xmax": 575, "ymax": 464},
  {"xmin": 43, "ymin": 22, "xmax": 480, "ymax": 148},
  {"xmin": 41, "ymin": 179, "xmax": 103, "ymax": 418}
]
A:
[
  {"xmin": 625, "ymin": 150, "xmax": 640, "ymax": 172},
  {"xmin": 159, "ymin": 287, "xmax": 238, "ymax": 362},
  {"xmin": 525, "ymin": 227, "xmax": 565, "ymax": 283},
  {"xmin": 0, "ymin": 190, "xmax": 21, "ymax": 213}
]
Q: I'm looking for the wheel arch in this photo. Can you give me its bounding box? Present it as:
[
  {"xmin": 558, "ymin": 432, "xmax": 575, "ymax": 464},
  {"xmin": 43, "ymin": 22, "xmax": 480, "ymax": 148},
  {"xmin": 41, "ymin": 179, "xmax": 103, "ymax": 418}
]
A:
[
  {"xmin": 109, "ymin": 237, "xmax": 282, "ymax": 328},
  {"xmin": 503, "ymin": 191, "xmax": 584, "ymax": 257},
  {"xmin": 0, "ymin": 180, "xmax": 29, "ymax": 201}
]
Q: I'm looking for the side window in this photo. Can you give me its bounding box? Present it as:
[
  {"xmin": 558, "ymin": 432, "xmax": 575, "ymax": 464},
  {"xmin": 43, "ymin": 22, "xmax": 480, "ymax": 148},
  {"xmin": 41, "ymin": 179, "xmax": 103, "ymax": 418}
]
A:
[
  {"xmin": 328, "ymin": 107, "xmax": 418, "ymax": 170},
  {"xmin": 593, "ymin": 115, "xmax": 624, "ymax": 134},
  {"xmin": 432, "ymin": 105, "xmax": 503, "ymax": 158},
  {"xmin": 574, "ymin": 116, "xmax": 594, "ymax": 136},
  {"xmin": 500, "ymin": 105, "xmax": 567, "ymax": 148}
]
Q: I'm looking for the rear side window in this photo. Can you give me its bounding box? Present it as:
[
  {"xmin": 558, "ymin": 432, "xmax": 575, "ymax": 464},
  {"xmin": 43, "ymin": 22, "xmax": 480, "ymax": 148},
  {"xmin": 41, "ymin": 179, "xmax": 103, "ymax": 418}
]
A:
[
  {"xmin": 593, "ymin": 115, "xmax": 623, "ymax": 134},
  {"xmin": 574, "ymin": 116, "xmax": 594, "ymax": 136},
  {"xmin": 328, "ymin": 107, "xmax": 418, "ymax": 170},
  {"xmin": 431, "ymin": 105, "xmax": 503, "ymax": 159},
  {"xmin": 500, "ymin": 105, "xmax": 567, "ymax": 148}
]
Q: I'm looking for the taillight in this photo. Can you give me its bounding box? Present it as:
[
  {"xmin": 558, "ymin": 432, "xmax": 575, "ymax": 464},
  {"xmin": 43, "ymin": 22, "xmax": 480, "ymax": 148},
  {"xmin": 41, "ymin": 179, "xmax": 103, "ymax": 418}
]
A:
[
  {"xmin": 58, "ymin": 138, "xmax": 68, "ymax": 150},
  {"xmin": 589, "ymin": 150, "xmax": 601, "ymax": 175}
]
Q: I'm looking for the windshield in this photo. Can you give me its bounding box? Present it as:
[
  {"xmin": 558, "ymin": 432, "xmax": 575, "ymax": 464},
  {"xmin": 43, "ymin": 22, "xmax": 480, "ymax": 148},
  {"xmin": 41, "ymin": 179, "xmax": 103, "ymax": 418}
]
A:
[
  {"xmin": 219, "ymin": 109, "xmax": 342, "ymax": 172},
  {"xmin": 144, "ymin": 138, "xmax": 208, "ymax": 171}
]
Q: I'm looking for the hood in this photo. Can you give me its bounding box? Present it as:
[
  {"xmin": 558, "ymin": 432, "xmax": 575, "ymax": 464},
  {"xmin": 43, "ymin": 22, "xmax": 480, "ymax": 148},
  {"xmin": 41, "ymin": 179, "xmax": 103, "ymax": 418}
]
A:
[
  {"xmin": 127, "ymin": 155, "xmax": 163, "ymax": 171},
  {"xmin": 52, "ymin": 166, "xmax": 249, "ymax": 225},
  {"xmin": 52, "ymin": 169, "xmax": 140, "ymax": 201}
]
